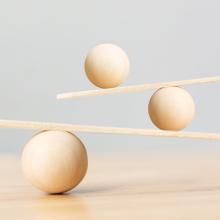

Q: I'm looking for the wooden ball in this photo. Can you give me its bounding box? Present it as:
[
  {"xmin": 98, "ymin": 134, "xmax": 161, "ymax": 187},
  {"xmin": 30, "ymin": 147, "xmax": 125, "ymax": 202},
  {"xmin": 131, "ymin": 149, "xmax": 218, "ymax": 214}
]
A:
[
  {"xmin": 84, "ymin": 43, "xmax": 130, "ymax": 88},
  {"xmin": 148, "ymin": 87, "xmax": 195, "ymax": 131},
  {"xmin": 21, "ymin": 130, "xmax": 88, "ymax": 194}
]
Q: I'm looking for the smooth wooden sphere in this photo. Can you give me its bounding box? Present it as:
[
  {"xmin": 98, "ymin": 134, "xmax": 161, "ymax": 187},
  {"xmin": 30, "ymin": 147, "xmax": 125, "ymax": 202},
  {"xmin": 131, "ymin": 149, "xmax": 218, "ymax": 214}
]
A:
[
  {"xmin": 148, "ymin": 87, "xmax": 195, "ymax": 131},
  {"xmin": 84, "ymin": 43, "xmax": 130, "ymax": 88},
  {"xmin": 21, "ymin": 130, "xmax": 88, "ymax": 194}
]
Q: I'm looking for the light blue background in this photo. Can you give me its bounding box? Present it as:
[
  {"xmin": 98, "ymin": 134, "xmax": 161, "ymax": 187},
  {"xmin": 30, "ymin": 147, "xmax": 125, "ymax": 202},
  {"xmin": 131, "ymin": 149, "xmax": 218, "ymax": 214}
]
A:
[{"xmin": 0, "ymin": 0, "xmax": 220, "ymax": 154}]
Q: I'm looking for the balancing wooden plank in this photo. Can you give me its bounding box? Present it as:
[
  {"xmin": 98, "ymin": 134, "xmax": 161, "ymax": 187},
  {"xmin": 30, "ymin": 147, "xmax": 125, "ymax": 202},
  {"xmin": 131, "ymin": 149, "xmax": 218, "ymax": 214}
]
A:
[
  {"xmin": 57, "ymin": 76, "xmax": 220, "ymax": 99},
  {"xmin": 0, "ymin": 119, "xmax": 220, "ymax": 141}
]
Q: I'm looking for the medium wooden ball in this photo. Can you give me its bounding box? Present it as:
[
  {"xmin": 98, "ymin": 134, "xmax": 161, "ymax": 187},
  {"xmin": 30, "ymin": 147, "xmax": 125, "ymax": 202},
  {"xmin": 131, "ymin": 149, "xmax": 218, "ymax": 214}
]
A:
[
  {"xmin": 148, "ymin": 87, "xmax": 195, "ymax": 131},
  {"xmin": 21, "ymin": 130, "xmax": 88, "ymax": 194},
  {"xmin": 84, "ymin": 43, "xmax": 130, "ymax": 88}
]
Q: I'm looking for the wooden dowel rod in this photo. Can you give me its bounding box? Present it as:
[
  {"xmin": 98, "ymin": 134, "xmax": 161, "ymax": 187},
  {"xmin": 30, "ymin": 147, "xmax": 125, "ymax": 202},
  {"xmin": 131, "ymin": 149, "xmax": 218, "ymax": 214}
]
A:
[
  {"xmin": 57, "ymin": 76, "xmax": 220, "ymax": 100},
  {"xmin": 0, "ymin": 119, "xmax": 220, "ymax": 141}
]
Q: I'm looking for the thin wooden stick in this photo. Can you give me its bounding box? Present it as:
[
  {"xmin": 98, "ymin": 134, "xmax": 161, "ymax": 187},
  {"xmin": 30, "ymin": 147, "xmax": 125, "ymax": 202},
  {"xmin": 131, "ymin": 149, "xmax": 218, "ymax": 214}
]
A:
[
  {"xmin": 57, "ymin": 76, "xmax": 220, "ymax": 100},
  {"xmin": 0, "ymin": 119, "xmax": 220, "ymax": 141}
]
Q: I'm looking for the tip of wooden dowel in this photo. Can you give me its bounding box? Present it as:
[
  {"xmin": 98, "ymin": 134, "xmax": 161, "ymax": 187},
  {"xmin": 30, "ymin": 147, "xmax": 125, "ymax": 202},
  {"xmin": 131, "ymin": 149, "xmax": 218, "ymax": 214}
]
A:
[
  {"xmin": 56, "ymin": 94, "xmax": 63, "ymax": 100},
  {"xmin": 56, "ymin": 93, "xmax": 73, "ymax": 100}
]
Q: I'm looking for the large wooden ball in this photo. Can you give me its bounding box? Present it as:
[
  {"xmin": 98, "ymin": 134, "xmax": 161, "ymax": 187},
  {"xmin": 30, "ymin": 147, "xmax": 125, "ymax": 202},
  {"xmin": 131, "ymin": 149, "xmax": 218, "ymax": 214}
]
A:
[
  {"xmin": 84, "ymin": 43, "xmax": 130, "ymax": 88},
  {"xmin": 21, "ymin": 130, "xmax": 88, "ymax": 194},
  {"xmin": 148, "ymin": 87, "xmax": 195, "ymax": 131}
]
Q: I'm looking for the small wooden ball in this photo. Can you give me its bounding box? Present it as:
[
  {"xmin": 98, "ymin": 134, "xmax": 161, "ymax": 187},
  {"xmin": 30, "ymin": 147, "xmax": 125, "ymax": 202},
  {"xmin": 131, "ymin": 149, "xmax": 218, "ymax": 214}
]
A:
[
  {"xmin": 84, "ymin": 43, "xmax": 130, "ymax": 88},
  {"xmin": 148, "ymin": 87, "xmax": 195, "ymax": 131},
  {"xmin": 21, "ymin": 130, "xmax": 88, "ymax": 194}
]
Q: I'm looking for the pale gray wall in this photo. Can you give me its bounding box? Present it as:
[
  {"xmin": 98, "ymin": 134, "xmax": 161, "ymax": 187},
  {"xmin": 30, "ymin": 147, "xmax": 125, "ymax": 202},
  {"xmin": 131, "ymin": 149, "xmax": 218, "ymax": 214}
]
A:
[{"xmin": 0, "ymin": 0, "xmax": 220, "ymax": 154}]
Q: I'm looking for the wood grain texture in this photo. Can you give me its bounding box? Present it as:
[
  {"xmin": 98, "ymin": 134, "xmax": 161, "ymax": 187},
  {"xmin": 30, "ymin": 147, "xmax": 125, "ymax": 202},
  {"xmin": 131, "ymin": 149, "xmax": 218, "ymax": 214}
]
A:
[
  {"xmin": 0, "ymin": 119, "xmax": 220, "ymax": 141},
  {"xmin": 1, "ymin": 151, "xmax": 220, "ymax": 219},
  {"xmin": 57, "ymin": 76, "xmax": 220, "ymax": 99}
]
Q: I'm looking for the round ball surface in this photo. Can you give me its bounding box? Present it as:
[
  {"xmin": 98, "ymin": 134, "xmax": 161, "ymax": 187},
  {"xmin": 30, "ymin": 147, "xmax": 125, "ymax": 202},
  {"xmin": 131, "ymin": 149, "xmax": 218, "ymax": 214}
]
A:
[
  {"xmin": 21, "ymin": 130, "xmax": 88, "ymax": 194},
  {"xmin": 148, "ymin": 87, "xmax": 195, "ymax": 131},
  {"xmin": 84, "ymin": 43, "xmax": 130, "ymax": 88}
]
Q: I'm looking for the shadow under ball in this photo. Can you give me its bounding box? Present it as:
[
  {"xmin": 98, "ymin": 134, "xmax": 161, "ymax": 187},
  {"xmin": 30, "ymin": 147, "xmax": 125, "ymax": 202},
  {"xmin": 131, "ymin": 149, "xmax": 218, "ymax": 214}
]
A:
[
  {"xmin": 148, "ymin": 87, "xmax": 195, "ymax": 131},
  {"xmin": 84, "ymin": 43, "xmax": 130, "ymax": 88},
  {"xmin": 21, "ymin": 130, "xmax": 88, "ymax": 194}
]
